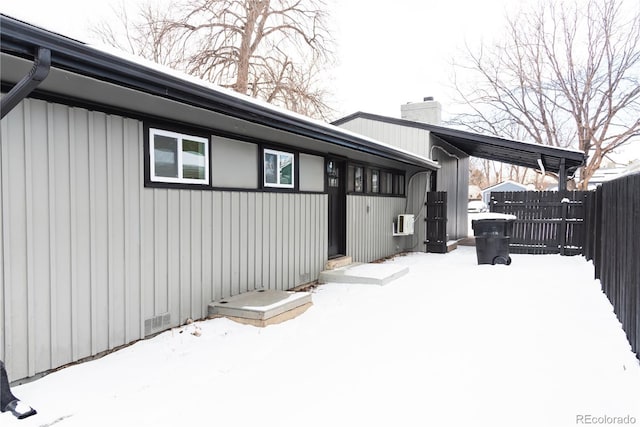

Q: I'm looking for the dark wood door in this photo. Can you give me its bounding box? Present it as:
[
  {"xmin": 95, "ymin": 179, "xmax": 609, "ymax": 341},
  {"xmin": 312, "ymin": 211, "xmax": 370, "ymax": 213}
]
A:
[{"xmin": 326, "ymin": 158, "xmax": 346, "ymax": 258}]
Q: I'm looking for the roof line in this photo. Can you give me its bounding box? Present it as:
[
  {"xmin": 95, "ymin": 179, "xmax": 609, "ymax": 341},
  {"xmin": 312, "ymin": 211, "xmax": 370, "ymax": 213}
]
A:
[
  {"xmin": 333, "ymin": 111, "xmax": 586, "ymax": 164},
  {"xmin": 0, "ymin": 14, "xmax": 439, "ymax": 170}
]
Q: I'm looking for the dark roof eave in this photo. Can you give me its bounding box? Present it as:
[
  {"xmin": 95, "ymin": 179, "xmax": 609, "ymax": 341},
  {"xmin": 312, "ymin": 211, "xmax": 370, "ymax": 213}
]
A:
[
  {"xmin": 334, "ymin": 111, "xmax": 586, "ymax": 172},
  {"xmin": 0, "ymin": 15, "xmax": 438, "ymax": 171}
]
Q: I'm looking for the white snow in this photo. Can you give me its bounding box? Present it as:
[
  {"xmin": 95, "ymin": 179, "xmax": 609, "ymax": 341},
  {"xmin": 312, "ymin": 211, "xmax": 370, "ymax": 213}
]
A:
[
  {"xmin": 3, "ymin": 247, "xmax": 639, "ymax": 427},
  {"xmin": 343, "ymin": 263, "xmax": 407, "ymax": 279}
]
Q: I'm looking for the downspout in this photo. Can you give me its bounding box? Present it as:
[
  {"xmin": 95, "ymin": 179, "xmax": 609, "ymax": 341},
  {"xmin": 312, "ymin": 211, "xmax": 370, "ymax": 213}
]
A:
[
  {"xmin": 537, "ymin": 156, "xmax": 546, "ymax": 178},
  {"xmin": 1, "ymin": 47, "xmax": 51, "ymax": 119}
]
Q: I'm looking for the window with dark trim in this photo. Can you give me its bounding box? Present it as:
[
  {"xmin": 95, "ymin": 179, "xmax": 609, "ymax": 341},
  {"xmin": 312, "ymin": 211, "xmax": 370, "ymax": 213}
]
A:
[
  {"xmin": 370, "ymin": 169, "xmax": 380, "ymax": 193},
  {"xmin": 354, "ymin": 166, "xmax": 364, "ymax": 192},
  {"xmin": 348, "ymin": 164, "xmax": 405, "ymax": 196},
  {"xmin": 381, "ymin": 171, "xmax": 393, "ymax": 194},
  {"xmin": 149, "ymin": 127, "xmax": 209, "ymax": 185},
  {"xmin": 263, "ymin": 148, "xmax": 295, "ymax": 189},
  {"xmin": 394, "ymin": 173, "xmax": 406, "ymax": 196},
  {"xmin": 348, "ymin": 164, "xmax": 364, "ymax": 193}
]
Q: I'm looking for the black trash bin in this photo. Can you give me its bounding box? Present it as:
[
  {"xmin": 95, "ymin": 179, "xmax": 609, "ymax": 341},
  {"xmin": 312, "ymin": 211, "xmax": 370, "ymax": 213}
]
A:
[{"xmin": 471, "ymin": 214, "xmax": 516, "ymax": 265}]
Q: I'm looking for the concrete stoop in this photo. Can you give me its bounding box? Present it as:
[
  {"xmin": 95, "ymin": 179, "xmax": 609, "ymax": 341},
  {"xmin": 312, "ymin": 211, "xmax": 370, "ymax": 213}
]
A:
[
  {"xmin": 208, "ymin": 289, "xmax": 312, "ymax": 327},
  {"xmin": 318, "ymin": 262, "xmax": 409, "ymax": 285},
  {"xmin": 324, "ymin": 255, "xmax": 352, "ymax": 270}
]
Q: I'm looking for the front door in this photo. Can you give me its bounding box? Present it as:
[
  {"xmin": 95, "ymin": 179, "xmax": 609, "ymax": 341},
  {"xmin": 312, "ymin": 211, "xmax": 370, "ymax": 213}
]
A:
[{"xmin": 326, "ymin": 158, "xmax": 346, "ymax": 258}]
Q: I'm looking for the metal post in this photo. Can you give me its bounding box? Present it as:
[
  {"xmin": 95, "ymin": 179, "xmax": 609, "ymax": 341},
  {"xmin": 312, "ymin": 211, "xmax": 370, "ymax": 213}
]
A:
[{"xmin": 558, "ymin": 158, "xmax": 567, "ymax": 191}]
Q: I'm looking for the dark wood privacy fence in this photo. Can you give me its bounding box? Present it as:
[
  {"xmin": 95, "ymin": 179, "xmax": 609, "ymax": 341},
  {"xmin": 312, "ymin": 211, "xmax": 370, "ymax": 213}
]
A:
[
  {"xmin": 489, "ymin": 191, "xmax": 589, "ymax": 255},
  {"xmin": 484, "ymin": 183, "xmax": 638, "ymax": 359},
  {"xmin": 425, "ymin": 191, "xmax": 447, "ymax": 253},
  {"xmin": 583, "ymin": 173, "xmax": 639, "ymax": 360}
]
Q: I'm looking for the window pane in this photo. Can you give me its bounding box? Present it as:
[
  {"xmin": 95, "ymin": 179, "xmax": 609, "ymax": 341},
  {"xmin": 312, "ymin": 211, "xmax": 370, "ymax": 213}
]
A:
[
  {"xmin": 355, "ymin": 166, "xmax": 363, "ymax": 192},
  {"xmin": 397, "ymin": 174, "xmax": 405, "ymax": 195},
  {"xmin": 383, "ymin": 172, "xmax": 393, "ymax": 194},
  {"xmin": 327, "ymin": 160, "xmax": 339, "ymax": 188},
  {"xmin": 371, "ymin": 170, "xmax": 379, "ymax": 193},
  {"xmin": 182, "ymin": 139, "xmax": 206, "ymax": 180},
  {"xmin": 279, "ymin": 154, "xmax": 293, "ymax": 185},
  {"xmin": 154, "ymin": 135, "xmax": 179, "ymax": 178},
  {"xmin": 265, "ymin": 153, "xmax": 278, "ymax": 184},
  {"xmin": 347, "ymin": 165, "xmax": 355, "ymax": 192}
]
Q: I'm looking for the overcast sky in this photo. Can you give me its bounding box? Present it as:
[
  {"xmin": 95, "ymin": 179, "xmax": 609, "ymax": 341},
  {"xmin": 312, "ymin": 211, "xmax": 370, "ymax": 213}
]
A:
[
  {"xmin": 1, "ymin": 0, "xmax": 517, "ymax": 119},
  {"xmin": 2, "ymin": 0, "xmax": 638, "ymax": 162}
]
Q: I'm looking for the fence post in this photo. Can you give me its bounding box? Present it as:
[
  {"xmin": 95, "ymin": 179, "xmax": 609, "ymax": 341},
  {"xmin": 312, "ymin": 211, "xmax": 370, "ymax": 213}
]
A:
[{"xmin": 559, "ymin": 196, "xmax": 569, "ymax": 256}]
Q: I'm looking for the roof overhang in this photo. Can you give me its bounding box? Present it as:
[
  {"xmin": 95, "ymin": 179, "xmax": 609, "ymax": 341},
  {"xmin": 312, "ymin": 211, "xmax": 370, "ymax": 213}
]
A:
[
  {"xmin": 334, "ymin": 112, "xmax": 586, "ymax": 175},
  {"xmin": 0, "ymin": 15, "xmax": 439, "ymax": 172}
]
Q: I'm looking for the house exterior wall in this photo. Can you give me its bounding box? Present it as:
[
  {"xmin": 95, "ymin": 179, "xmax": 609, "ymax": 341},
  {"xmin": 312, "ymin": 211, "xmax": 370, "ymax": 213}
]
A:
[
  {"xmin": 336, "ymin": 117, "xmax": 469, "ymax": 241},
  {"xmin": 346, "ymin": 195, "xmax": 407, "ymax": 262},
  {"xmin": 299, "ymin": 154, "xmax": 325, "ymax": 192},
  {"xmin": 211, "ymin": 138, "xmax": 258, "ymax": 188},
  {"xmin": 430, "ymin": 140, "xmax": 469, "ymax": 240},
  {"xmin": 337, "ymin": 117, "xmax": 431, "ymax": 158},
  {"xmin": 346, "ymin": 171, "xmax": 430, "ymax": 262},
  {"xmin": 0, "ymin": 98, "xmax": 327, "ymax": 381}
]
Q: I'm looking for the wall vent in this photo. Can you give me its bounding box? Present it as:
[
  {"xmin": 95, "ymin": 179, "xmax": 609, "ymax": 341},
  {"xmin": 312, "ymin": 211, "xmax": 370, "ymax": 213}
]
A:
[{"xmin": 144, "ymin": 313, "xmax": 171, "ymax": 336}]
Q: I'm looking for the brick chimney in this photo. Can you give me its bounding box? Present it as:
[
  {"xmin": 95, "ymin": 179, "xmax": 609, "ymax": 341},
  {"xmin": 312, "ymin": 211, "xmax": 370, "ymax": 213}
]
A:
[{"xmin": 400, "ymin": 96, "xmax": 442, "ymax": 125}]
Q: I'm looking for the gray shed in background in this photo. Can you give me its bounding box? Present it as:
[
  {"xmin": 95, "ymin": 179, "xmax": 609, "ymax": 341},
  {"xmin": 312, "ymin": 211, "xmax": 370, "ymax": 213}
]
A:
[{"xmin": 481, "ymin": 180, "xmax": 529, "ymax": 206}]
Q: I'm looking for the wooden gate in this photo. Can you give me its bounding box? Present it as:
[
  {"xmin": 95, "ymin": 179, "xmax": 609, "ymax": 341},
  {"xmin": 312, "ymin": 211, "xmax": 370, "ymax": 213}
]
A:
[
  {"xmin": 425, "ymin": 191, "xmax": 447, "ymax": 253},
  {"xmin": 490, "ymin": 191, "xmax": 589, "ymax": 255}
]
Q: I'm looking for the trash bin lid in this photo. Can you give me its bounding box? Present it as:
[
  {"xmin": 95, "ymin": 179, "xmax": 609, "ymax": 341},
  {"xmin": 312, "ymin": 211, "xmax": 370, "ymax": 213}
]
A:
[{"xmin": 471, "ymin": 213, "xmax": 517, "ymax": 221}]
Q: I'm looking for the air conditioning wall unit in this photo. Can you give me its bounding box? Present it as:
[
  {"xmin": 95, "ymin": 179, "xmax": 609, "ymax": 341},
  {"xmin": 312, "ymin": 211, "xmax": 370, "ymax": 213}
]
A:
[{"xmin": 397, "ymin": 214, "xmax": 415, "ymax": 235}]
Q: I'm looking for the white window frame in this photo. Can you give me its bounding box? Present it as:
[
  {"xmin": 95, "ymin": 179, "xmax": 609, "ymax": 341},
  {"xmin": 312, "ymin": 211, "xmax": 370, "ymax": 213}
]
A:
[
  {"xmin": 149, "ymin": 128, "xmax": 209, "ymax": 185},
  {"xmin": 263, "ymin": 148, "xmax": 295, "ymax": 189}
]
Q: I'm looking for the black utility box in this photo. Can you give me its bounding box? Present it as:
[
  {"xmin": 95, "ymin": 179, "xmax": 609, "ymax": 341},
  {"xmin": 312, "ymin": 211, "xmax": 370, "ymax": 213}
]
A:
[{"xmin": 471, "ymin": 215, "xmax": 516, "ymax": 265}]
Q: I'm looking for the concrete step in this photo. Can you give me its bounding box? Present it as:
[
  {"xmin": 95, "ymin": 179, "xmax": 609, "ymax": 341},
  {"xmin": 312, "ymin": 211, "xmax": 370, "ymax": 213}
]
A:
[
  {"xmin": 324, "ymin": 255, "xmax": 352, "ymax": 270},
  {"xmin": 208, "ymin": 289, "xmax": 312, "ymax": 327},
  {"xmin": 318, "ymin": 262, "xmax": 409, "ymax": 285}
]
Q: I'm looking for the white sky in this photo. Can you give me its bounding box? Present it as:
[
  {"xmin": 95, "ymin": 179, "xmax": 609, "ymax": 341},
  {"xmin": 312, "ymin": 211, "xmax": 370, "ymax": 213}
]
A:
[
  {"xmin": 0, "ymin": 0, "xmax": 516, "ymax": 119},
  {"xmin": 2, "ymin": 0, "xmax": 639, "ymax": 162}
]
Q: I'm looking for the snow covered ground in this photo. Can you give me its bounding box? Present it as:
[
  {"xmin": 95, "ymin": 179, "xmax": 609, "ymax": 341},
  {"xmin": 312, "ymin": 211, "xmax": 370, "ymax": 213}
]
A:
[{"xmin": 4, "ymin": 247, "xmax": 639, "ymax": 427}]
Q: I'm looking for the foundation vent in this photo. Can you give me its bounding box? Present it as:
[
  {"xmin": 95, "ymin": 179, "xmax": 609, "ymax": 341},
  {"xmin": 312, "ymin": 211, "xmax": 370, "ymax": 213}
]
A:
[{"xmin": 144, "ymin": 313, "xmax": 171, "ymax": 336}]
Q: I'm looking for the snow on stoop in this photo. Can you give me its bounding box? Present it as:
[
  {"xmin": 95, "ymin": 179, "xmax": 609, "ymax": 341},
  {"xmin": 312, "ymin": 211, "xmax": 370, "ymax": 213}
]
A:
[
  {"xmin": 207, "ymin": 289, "xmax": 312, "ymax": 327},
  {"xmin": 317, "ymin": 262, "xmax": 409, "ymax": 285}
]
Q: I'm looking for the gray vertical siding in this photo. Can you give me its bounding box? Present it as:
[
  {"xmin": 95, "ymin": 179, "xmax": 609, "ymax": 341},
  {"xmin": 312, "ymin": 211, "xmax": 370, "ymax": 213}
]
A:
[
  {"xmin": 337, "ymin": 118, "xmax": 431, "ymax": 158},
  {"xmin": 404, "ymin": 171, "xmax": 431, "ymax": 252},
  {"xmin": 347, "ymin": 195, "xmax": 409, "ymax": 262},
  {"xmin": 346, "ymin": 171, "xmax": 430, "ymax": 262},
  {"xmin": 337, "ymin": 118, "xmax": 471, "ymax": 241},
  {"xmin": 1, "ymin": 98, "xmax": 327, "ymax": 381},
  {"xmin": 431, "ymin": 140, "xmax": 469, "ymax": 239}
]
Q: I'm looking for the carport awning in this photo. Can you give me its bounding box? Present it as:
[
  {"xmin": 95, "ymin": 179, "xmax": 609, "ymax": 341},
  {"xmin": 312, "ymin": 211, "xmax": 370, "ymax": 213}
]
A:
[
  {"xmin": 333, "ymin": 112, "xmax": 586, "ymax": 175},
  {"xmin": 428, "ymin": 127, "xmax": 585, "ymax": 175}
]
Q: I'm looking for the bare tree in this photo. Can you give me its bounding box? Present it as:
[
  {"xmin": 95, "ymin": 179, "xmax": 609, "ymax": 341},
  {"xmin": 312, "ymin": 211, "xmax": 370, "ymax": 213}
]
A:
[
  {"xmin": 451, "ymin": 0, "xmax": 640, "ymax": 189},
  {"xmin": 92, "ymin": 0, "xmax": 335, "ymax": 120}
]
